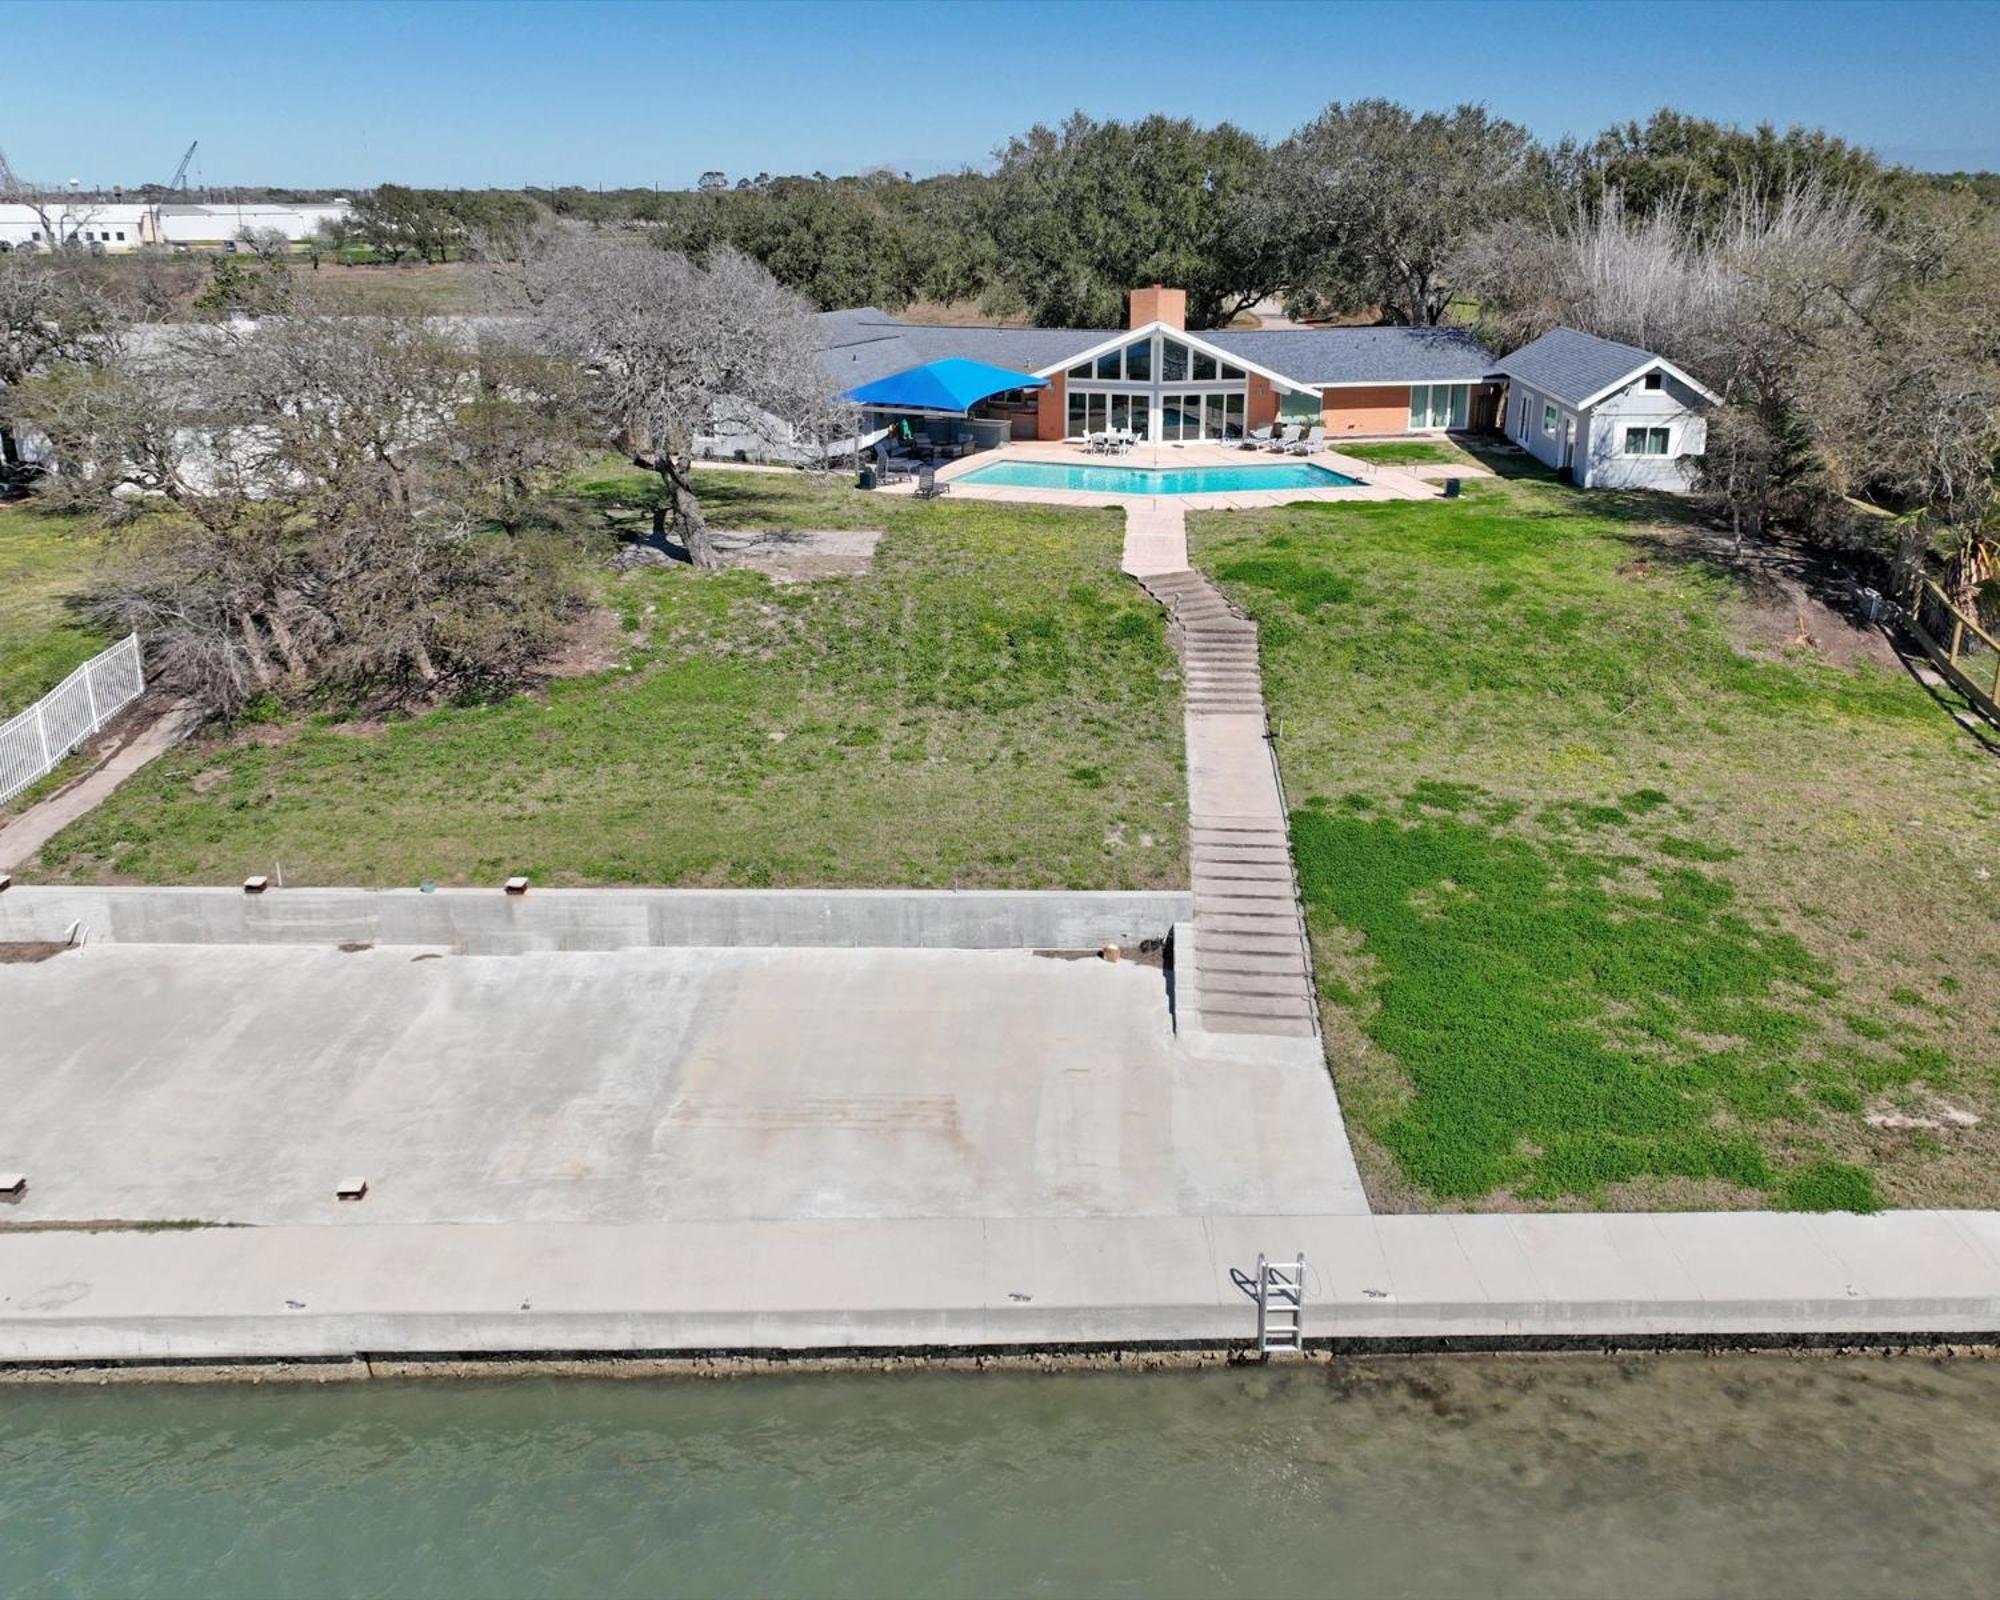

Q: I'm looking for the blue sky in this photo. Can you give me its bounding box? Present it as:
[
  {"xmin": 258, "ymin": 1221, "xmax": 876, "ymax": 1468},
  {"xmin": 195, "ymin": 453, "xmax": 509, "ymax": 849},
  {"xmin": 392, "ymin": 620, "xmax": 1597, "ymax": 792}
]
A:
[{"xmin": 4, "ymin": 0, "xmax": 1996, "ymax": 189}]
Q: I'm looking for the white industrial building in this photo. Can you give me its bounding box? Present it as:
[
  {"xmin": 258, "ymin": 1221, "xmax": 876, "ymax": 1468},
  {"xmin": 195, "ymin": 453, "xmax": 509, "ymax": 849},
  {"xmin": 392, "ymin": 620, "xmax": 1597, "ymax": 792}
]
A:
[{"xmin": 0, "ymin": 198, "xmax": 353, "ymax": 253}]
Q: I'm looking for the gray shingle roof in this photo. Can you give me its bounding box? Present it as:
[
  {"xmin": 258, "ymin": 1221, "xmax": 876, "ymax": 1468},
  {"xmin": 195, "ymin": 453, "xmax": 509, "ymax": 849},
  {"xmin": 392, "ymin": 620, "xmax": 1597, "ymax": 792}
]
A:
[
  {"xmin": 1488, "ymin": 326, "xmax": 1668, "ymax": 407},
  {"xmin": 1203, "ymin": 325, "xmax": 1494, "ymax": 385},
  {"xmin": 817, "ymin": 311, "xmax": 1496, "ymax": 391},
  {"xmin": 818, "ymin": 311, "xmax": 1120, "ymax": 390}
]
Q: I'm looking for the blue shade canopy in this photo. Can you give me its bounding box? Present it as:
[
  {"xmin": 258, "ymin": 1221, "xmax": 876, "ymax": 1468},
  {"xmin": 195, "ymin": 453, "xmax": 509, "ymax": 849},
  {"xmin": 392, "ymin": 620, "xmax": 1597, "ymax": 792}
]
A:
[{"xmin": 842, "ymin": 357, "xmax": 1049, "ymax": 413}]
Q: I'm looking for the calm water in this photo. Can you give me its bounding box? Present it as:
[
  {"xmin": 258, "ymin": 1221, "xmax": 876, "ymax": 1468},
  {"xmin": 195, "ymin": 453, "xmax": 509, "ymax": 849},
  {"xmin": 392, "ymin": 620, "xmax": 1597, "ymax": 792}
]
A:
[
  {"xmin": 3, "ymin": 1356, "xmax": 1998, "ymax": 1598},
  {"xmin": 958, "ymin": 461, "xmax": 1360, "ymax": 494}
]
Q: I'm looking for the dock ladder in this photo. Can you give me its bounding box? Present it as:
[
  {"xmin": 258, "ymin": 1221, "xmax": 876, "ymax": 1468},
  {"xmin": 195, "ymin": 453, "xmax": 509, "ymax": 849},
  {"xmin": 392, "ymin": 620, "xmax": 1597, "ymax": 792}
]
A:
[{"xmin": 1255, "ymin": 1253, "xmax": 1306, "ymax": 1355}]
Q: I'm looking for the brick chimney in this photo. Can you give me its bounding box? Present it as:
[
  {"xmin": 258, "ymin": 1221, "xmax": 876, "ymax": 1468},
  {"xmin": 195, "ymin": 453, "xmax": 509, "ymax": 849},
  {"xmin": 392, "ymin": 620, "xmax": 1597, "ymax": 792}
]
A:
[{"xmin": 1128, "ymin": 284, "xmax": 1187, "ymax": 331}]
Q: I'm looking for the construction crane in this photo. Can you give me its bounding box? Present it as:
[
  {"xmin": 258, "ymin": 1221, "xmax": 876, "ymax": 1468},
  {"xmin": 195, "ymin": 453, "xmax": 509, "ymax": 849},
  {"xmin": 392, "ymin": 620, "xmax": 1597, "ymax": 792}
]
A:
[{"xmin": 163, "ymin": 140, "xmax": 197, "ymax": 193}]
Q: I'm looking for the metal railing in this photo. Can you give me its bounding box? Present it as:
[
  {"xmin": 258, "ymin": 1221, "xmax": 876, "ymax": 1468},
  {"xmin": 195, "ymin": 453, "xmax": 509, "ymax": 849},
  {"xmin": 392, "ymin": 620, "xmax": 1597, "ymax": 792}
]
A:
[{"xmin": 0, "ymin": 633, "xmax": 145, "ymax": 805}]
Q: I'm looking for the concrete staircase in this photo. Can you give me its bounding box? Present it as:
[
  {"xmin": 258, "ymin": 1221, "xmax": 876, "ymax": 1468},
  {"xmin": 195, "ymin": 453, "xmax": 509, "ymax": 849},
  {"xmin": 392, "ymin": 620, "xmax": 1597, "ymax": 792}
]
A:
[
  {"xmin": 1137, "ymin": 569, "xmax": 1264, "ymax": 718},
  {"xmin": 1129, "ymin": 522, "xmax": 1318, "ymax": 1041}
]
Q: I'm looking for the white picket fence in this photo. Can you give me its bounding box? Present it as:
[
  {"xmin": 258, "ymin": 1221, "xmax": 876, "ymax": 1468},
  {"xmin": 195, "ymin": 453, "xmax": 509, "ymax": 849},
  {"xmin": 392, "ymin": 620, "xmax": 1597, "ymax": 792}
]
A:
[{"xmin": 0, "ymin": 633, "xmax": 146, "ymax": 805}]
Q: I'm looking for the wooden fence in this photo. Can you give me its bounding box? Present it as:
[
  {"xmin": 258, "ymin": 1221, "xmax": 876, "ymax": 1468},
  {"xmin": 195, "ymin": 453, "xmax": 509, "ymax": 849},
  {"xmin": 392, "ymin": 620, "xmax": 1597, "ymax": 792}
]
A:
[{"xmin": 1902, "ymin": 575, "xmax": 2000, "ymax": 727}]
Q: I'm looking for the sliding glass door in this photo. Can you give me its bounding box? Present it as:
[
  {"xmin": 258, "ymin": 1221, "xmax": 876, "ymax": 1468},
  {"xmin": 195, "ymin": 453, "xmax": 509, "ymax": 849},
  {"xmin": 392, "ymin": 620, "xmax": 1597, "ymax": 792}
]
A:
[{"xmin": 1407, "ymin": 383, "xmax": 1470, "ymax": 431}]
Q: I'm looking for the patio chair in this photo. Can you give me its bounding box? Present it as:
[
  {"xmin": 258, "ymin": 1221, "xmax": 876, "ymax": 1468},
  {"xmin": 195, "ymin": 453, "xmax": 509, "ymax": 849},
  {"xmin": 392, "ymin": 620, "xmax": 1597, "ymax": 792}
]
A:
[
  {"xmin": 915, "ymin": 463, "xmax": 951, "ymax": 500},
  {"xmin": 1264, "ymin": 423, "xmax": 1301, "ymax": 453},
  {"xmin": 1241, "ymin": 425, "xmax": 1274, "ymax": 451},
  {"xmin": 1108, "ymin": 429, "xmax": 1135, "ymax": 455},
  {"xmin": 1286, "ymin": 425, "xmax": 1328, "ymax": 456},
  {"xmin": 872, "ymin": 442, "xmax": 915, "ymax": 484}
]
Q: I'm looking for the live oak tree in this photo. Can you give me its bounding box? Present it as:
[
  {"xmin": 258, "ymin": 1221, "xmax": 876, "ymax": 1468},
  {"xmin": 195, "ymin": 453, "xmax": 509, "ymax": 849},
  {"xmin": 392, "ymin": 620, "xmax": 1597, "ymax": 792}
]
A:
[
  {"xmin": 1250, "ymin": 100, "xmax": 1538, "ymax": 326},
  {"xmin": 989, "ymin": 113, "xmax": 1276, "ymax": 329},
  {"xmin": 528, "ymin": 232, "xmax": 837, "ymax": 567}
]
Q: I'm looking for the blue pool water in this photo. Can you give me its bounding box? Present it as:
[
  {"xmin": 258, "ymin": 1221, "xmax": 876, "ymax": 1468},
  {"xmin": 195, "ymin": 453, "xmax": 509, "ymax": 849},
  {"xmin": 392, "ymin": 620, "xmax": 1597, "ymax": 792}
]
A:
[{"xmin": 958, "ymin": 461, "xmax": 1361, "ymax": 494}]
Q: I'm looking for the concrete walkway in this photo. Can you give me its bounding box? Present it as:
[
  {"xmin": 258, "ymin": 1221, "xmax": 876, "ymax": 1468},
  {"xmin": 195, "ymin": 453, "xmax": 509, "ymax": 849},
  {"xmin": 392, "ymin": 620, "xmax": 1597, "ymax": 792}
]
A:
[
  {"xmin": 1124, "ymin": 507, "xmax": 1317, "ymax": 1040},
  {"xmin": 0, "ymin": 702, "xmax": 198, "ymax": 873},
  {"xmin": 6, "ymin": 1208, "xmax": 2000, "ymax": 1364}
]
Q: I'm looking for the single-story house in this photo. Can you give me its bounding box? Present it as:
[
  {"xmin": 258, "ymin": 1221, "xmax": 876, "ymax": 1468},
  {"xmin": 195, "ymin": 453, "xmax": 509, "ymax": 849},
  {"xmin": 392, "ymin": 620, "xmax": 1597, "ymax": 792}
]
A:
[
  {"xmin": 1489, "ymin": 326, "xmax": 1720, "ymax": 493},
  {"xmin": 819, "ymin": 285, "xmax": 1499, "ymax": 447}
]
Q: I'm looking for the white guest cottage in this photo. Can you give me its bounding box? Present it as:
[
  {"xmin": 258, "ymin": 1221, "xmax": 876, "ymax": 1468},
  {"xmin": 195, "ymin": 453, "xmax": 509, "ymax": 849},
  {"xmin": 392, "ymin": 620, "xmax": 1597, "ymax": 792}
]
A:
[{"xmin": 1491, "ymin": 327, "xmax": 1719, "ymax": 493}]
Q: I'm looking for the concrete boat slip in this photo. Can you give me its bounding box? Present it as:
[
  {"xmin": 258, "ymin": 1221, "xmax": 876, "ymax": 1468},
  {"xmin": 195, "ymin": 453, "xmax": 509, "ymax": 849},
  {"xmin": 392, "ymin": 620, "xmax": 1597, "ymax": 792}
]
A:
[{"xmin": 4, "ymin": 1211, "xmax": 1999, "ymax": 1364}]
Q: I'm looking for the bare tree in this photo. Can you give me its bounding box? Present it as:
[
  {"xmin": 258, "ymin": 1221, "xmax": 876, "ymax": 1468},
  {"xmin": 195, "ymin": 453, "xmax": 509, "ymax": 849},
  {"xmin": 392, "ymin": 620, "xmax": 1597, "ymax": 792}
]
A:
[
  {"xmin": 528, "ymin": 233, "xmax": 838, "ymax": 567},
  {"xmin": 1453, "ymin": 180, "xmax": 1897, "ymax": 540},
  {"xmin": 12, "ymin": 315, "xmax": 583, "ymax": 713},
  {"xmin": 0, "ymin": 252, "xmax": 121, "ymax": 479}
]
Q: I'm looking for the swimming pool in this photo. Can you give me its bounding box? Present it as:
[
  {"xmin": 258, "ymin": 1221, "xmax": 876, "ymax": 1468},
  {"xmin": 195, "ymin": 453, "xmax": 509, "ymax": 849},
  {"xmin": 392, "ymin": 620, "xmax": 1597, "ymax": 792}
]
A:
[{"xmin": 956, "ymin": 460, "xmax": 1363, "ymax": 494}]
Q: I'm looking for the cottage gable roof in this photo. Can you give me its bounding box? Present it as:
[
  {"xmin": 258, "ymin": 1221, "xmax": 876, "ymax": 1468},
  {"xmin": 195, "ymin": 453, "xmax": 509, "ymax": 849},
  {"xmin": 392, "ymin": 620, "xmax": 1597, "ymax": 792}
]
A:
[{"xmin": 1491, "ymin": 326, "xmax": 1720, "ymax": 408}]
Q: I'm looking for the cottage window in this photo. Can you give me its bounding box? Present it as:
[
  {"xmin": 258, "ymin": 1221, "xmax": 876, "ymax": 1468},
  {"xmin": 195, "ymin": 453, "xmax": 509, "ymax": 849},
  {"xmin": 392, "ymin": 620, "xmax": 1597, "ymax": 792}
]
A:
[
  {"xmin": 1623, "ymin": 426, "xmax": 1671, "ymax": 456},
  {"xmin": 1642, "ymin": 372, "xmax": 1663, "ymax": 391},
  {"xmin": 1542, "ymin": 403, "xmax": 1558, "ymax": 436}
]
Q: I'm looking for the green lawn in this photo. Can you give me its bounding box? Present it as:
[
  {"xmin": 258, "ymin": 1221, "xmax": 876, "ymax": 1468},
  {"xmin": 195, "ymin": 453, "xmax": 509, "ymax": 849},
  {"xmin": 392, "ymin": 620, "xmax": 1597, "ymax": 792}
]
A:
[
  {"xmin": 0, "ymin": 502, "xmax": 109, "ymax": 719},
  {"xmin": 1332, "ymin": 441, "xmax": 1466, "ymax": 466},
  {"xmin": 34, "ymin": 469, "xmax": 1186, "ymax": 890},
  {"xmin": 1193, "ymin": 465, "xmax": 2000, "ymax": 1213}
]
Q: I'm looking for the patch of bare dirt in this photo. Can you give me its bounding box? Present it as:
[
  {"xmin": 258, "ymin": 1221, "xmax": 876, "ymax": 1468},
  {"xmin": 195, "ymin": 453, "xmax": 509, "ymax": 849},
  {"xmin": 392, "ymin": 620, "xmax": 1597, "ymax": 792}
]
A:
[
  {"xmin": 541, "ymin": 604, "xmax": 628, "ymax": 678},
  {"xmin": 710, "ymin": 528, "xmax": 883, "ymax": 583},
  {"xmin": 1630, "ymin": 523, "xmax": 1902, "ymax": 671},
  {"xmin": 0, "ymin": 941, "xmax": 70, "ymax": 964}
]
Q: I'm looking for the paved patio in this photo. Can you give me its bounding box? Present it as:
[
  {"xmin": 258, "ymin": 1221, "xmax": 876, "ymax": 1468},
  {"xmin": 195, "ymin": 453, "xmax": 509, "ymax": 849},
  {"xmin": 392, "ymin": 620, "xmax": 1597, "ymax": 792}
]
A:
[{"xmin": 876, "ymin": 438, "xmax": 1443, "ymax": 510}]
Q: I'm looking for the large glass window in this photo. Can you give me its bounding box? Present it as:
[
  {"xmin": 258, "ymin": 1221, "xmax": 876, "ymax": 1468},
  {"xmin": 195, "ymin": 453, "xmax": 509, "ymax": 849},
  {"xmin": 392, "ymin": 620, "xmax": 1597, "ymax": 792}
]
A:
[
  {"xmin": 1191, "ymin": 351, "xmax": 1218, "ymax": 382},
  {"xmin": 1409, "ymin": 384, "xmax": 1470, "ymax": 431},
  {"xmin": 1160, "ymin": 338, "xmax": 1188, "ymax": 383},
  {"xmin": 1068, "ymin": 361, "xmax": 1090, "ymax": 380},
  {"xmin": 1123, "ymin": 339, "xmax": 1151, "ymax": 382},
  {"xmin": 1095, "ymin": 349, "xmax": 1121, "ymax": 381}
]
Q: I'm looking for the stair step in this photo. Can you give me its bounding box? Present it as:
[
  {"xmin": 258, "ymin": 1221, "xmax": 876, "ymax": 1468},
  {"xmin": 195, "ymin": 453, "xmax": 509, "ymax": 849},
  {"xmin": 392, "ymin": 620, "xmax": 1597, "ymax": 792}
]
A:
[
  {"xmin": 1197, "ymin": 969, "xmax": 1314, "ymax": 998},
  {"xmin": 1195, "ymin": 949, "xmax": 1308, "ymax": 976},
  {"xmin": 1201, "ymin": 991, "xmax": 1317, "ymax": 1021},
  {"xmin": 1204, "ymin": 1013, "xmax": 1317, "ymax": 1039},
  {"xmin": 1193, "ymin": 861, "xmax": 1293, "ymax": 883}
]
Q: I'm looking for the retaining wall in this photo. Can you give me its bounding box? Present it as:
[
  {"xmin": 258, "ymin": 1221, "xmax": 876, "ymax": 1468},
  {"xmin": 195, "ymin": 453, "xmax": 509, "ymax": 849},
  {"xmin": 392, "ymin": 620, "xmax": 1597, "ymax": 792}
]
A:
[{"xmin": 0, "ymin": 885, "xmax": 1191, "ymax": 953}]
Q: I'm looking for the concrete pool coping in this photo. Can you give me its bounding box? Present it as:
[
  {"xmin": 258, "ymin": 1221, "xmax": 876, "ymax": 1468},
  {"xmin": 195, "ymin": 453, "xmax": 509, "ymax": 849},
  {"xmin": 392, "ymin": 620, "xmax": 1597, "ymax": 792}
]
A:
[
  {"xmin": 2, "ymin": 1209, "xmax": 1998, "ymax": 1366},
  {"xmin": 874, "ymin": 439, "xmax": 1444, "ymax": 510}
]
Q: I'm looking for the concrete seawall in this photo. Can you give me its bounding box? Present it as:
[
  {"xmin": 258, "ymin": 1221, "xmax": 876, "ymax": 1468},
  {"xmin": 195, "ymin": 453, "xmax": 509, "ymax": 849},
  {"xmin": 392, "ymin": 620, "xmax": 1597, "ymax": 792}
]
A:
[
  {"xmin": 0, "ymin": 886, "xmax": 1192, "ymax": 953},
  {"xmin": 2, "ymin": 1211, "xmax": 1997, "ymax": 1366}
]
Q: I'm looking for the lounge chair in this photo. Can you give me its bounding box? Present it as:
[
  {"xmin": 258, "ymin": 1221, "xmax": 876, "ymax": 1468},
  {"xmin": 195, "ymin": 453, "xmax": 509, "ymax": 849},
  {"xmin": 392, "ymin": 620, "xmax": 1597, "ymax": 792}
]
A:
[
  {"xmin": 1241, "ymin": 425, "xmax": 1274, "ymax": 451},
  {"xmin": 915, "ymin": 463, "xmax": 951, "ymax": 500},
  {"xmin": 1286, "ymin": 425, "xmax": 1327, "ymax": 456},
  {"xmin": 1264, "ymin": 423, "xmax": 1301, "ymax": 453}
]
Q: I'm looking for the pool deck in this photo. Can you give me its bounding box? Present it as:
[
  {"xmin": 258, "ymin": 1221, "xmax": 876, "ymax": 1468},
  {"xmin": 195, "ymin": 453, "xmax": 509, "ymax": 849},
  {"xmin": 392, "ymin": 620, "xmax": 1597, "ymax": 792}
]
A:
[{"xmin": 878, "ymin": 439, "xmax": 1442, "ymax": 510}]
